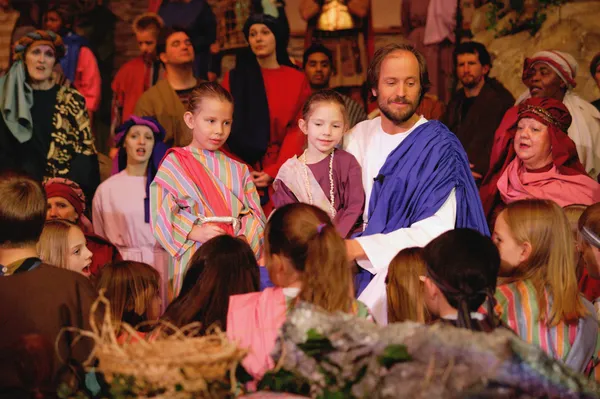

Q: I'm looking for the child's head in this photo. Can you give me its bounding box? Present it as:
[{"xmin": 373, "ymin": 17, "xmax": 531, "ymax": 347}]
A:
[
  {"xmin": 162, "ymin": 235, "xmax": 259, "ymax": 332},
  {"xmin": 386, "ymin": 247, "xmax": 429, "ymax": 323},
  {"xmin": 422, "ymin": 229, "xmax": 500, "ymax": 329},
  {"xmin": 265, "ymin": 203, "xmax": 352, "ymax": 313},
  {"xmin": 96, "ymin": 261, "xmax": 162, "ymax": 327},
  {"xmin": 299, "ymin": 90, "xmax": 348, "ymax": 155},
  {"xmin": 0, "ymin": 171, "xmax": 46, "ymax": 249},
  {"xmin": 37, "ymin": 219, "xmax": 93, "ymax": 277},
  {"xmin": 493, "ymin": 199, "xmax": 585, "ymax": 324},
  {"xmin": 183, "ymin": 82, "xmax": 234, "ymax": 151},
  {"xmin": 578, "ymin": 203, "xmax": 600, "ymax": 279}
]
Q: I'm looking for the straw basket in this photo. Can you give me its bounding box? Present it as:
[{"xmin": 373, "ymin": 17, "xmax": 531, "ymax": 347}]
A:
[{"xmin": 60, "ymin": 292, "xmax": 248, "ymax": 398}]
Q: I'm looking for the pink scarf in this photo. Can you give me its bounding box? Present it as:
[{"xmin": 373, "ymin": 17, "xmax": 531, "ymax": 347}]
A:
[
  {"xmin": 227, "ymin": 287, "xmax": 288, "ymax": 381},
  {"xmin": 498, "ymin": 159, "xmax": 600, "ymax": 207}
]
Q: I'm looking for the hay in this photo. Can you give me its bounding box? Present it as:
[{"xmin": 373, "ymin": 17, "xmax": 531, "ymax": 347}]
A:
[{"xmin": 58, "ymin": 291, "xmax": 248, "ymax": 398}]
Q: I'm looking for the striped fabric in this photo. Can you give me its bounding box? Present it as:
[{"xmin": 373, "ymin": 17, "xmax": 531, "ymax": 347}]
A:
[
  {"xmin": 495, "ymin": 280, "xmax": 579, "ymax": 362},
  {"xmin": 150, "ymin": 146, "xmax": 265, "ymax": 296},
  {"xmin": 341, "ymin": 94, "xmax": 367, "ymax": 129}
]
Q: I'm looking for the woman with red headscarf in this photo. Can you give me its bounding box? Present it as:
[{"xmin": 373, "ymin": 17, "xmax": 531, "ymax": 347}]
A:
[
  {"xmin": 44, "ymin": 178, "xmax": 121, "ymax": 277},
  {"xmin": 479, "ymin": 97, "xmax": 600, "ymax": 222}
]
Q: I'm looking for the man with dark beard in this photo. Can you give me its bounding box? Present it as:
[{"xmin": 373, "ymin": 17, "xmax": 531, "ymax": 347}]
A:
[
  {"xmin": 343, "ymin": 43, "xmax": 489, "ymax": 324},
  {"xmin": 442, "ymin": 42, "xmax": 514, "ymax": 182}
]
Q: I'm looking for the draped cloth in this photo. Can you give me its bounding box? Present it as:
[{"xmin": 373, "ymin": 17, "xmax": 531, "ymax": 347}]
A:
[
  {"xmin": 480, "ymin": 97, "xmax": 594, "ymax": 220},
  {"xmin": 357, "ymin": 120, "xmax": 488, "ymax": 238}
]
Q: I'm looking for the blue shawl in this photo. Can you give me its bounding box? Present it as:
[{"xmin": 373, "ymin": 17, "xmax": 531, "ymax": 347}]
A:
[
  {"xmin": 60, "ymin": 32, "xmax": 88, "ymax": 84},
  {"xmin": 358, "ymin": 120, "xmax": 489, "ymax": 238}
]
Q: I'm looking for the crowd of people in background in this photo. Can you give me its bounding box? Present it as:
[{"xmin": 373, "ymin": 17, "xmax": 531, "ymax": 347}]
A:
[{"xmin": 2, "ymin": 0, "xmax": 600, "ymax": 396}]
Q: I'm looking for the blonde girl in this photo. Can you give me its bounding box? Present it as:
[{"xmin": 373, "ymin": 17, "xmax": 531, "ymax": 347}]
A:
[
  {"xmin": 386, "ymin": 247, "xmax": 430, "ymax": 323},
  {"xmin": 492, "ymin": 199, "xmax": 597, "ymax": 374},
  {"xmin": 37, "ymin": 220, "xmax": 93, "ymax": 277}
]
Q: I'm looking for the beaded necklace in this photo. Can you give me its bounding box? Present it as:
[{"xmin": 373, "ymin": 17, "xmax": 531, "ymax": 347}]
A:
[{"xmin": 300, "ymin": 149, "xmax": 336, "ymax": 219}]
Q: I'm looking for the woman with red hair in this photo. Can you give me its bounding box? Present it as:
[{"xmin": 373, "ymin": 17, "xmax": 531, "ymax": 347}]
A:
[{"xmin": 479, "ymin": 97, "xmax": 600, "ymax": 222}]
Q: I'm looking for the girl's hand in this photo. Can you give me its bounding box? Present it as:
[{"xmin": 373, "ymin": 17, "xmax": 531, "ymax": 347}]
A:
[
  {"xmin": 189, "ymin": 224, "xmax": 226, "ymax": 243},
  {"xmin": 251, "ymin": 171, "xmax": 273, "ymax": 188}
]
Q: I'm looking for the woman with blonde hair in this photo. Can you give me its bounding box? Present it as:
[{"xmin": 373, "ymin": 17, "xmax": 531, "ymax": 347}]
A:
[
  {"xmin": 492, "ymin": 199, "xmax": 598, "ymax": 374},
  {"xmin": 386, "ymin": 247, "xmax": 429, "ymax": 324},
  {"xmin": 37, "ymin": 219, "xmax": 93, "ymax": 277},
  {"xmin": 95, "ymin": 261, "xmax": 162, "ymax": 332}
]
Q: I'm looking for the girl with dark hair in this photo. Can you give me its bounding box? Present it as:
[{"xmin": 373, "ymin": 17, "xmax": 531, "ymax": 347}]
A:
[
  {"xmin": 221, "ymin": 14, "xmax": 311, "ymax": 214},
  {"xmin": 161, "ymin": 235, "xmax": 259, "ymax": 334},
  {"xmin": 227, "ymin": 203, "xmax": 370, "ymax": 382},
  {"xmin": 272, "ymin": 89, "xmax": 365, "ymax": 238},
  {"xmin": 421, "ymin": 228, "xmax": 501, "ymax": 332},
  {"xmin": 93, "ymin": 116, "xmax": 170, "ymax": 310}
]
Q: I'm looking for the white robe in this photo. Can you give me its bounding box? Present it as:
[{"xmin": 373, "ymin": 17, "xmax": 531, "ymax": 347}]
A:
[
  {"xmin": 516, "ymin": 90, "xmax": 600, "ymax": 180},
  {"xmin": 92, "ymin": 170, "xmax": 170, "ymax": 311},
  {"xmin": 344, "ymin": 117, "xmax": 457, "ymax": 324}
]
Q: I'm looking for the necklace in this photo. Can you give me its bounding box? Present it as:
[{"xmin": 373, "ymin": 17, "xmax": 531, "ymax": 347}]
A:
[{"xmin": 301, "ymin": 149, "xmax": 336, "ymax": 219}]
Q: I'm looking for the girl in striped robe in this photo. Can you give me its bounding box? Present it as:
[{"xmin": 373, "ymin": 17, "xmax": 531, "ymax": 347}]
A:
[
  {"xmin": 492, "ymin": 199, "xmax": 599, "ymax": 378},
  {"xmin": 150, "ymin": 82, "xmax": 265, "ymax": 299}
]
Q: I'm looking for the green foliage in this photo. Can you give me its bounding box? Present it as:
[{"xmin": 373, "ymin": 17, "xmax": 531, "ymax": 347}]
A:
[
  {"xmin": 297, "ymin": 328, "xmax": 335, "ymax": 360},
  {"xmin": 486, "ymin": 0, "xmax": 567, "ymax": 38},
  {"xmin": 378, "ymin": 344, "xmax": 412, "ymax": 369},
  {"xmin": 258, "ymin": 369, "xmax": 311, "ymax": 396}
]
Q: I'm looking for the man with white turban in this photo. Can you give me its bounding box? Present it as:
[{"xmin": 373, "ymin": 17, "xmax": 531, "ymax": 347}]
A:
[{"xmin": 513, "ymin": 50, "xmax": 600, "ymax": 179}]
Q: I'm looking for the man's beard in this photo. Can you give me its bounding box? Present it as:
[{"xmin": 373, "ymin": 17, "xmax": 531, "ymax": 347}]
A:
[
  {"xmin": 378, "ymin": 95, "xmax": 418, "ymax": 125},
  {"xmin": 460, "ymin": 75, "xmax": 482, "ymax": 89}
]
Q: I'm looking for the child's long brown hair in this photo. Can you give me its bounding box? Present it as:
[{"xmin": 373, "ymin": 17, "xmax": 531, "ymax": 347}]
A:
[
  {"xmin": 96, "ymin": 261, "xmax": 161, "ymax": 328},
  {"xmin": 503, "ymin": 199, "xmax": 587, "ymax": 326},
  {"xmin": 265, "ymin": 203, "xmax": 353, "ymax": 313},
  {"xmin": 386, "ymin": 247, "xmax": 429, "ymax": 323}
]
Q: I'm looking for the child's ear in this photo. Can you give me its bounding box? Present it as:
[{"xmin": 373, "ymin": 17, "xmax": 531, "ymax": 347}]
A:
[
  {"xmin": 519, "ymin": 241, "xmax": 533, "ymax": 264},
  {"xmin": 183, "ymin": 111, "xmax": 195, "ymax": 129},
  {"xmin": 298, "ymin": 119, "xmax": 308, "ymax": 135}
]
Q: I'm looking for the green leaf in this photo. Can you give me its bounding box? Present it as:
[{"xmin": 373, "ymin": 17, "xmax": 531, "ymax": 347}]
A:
[
  {"xmin": 378, "ymin": 344, "xmax": 411, "ymax": 369},
  {"xmin": 257, "ymin": 369, "xmax": 311, "ymax": 396},
  {"xmin": 298, "ymin": 328, "xmax": 335, "ymax": 359}
]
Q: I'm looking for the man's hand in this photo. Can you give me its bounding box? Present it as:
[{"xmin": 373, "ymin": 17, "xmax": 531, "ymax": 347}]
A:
[
  {"xmin": 345, "ymin": 239, "xmax": 366, "ymax": 262},
  {"xmin": 251, "ymin": 171, "xmax": 274, "ymax": 188},
  {"xmin": 188, "ymin": 224, "xmax": 226, "ymax": 243},
  {"xmin": 470, "ymin": 163, "xmax": 482, "ymax": 180}
]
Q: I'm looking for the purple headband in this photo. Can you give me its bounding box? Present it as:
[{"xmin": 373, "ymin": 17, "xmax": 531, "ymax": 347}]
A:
[{"xmin": 114, "ymin": 115, "xmax": 166, "ymax": 146}]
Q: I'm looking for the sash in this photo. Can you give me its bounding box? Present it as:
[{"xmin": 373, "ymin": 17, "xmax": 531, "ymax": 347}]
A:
[
  {"xmin": 167, "ymin": 148, "xmax": 235, "ymax": 236},
  {"xmin": 274, "ymin": 156, "xmax": 332, "ymax": 214}
]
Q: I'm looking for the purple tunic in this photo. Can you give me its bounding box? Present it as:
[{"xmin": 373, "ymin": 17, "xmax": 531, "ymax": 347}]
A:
[{"xmin": 272, "ymin": 149, "xmax": 365, "ymax": 238}]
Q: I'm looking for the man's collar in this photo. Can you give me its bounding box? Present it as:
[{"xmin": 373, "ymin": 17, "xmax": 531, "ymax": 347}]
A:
[{"xmin": 1, "ymin": 257, "xmax": 42, "ymax": 276}]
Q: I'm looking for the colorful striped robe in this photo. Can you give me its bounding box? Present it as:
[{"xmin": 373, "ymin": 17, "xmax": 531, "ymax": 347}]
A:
[
  {"xmin": 150, "ymin": 146, "xmax": 265, "ymax": 297},
  {"xmin": 495, "ymin": 280, "xmax": 600, "ymax": 379}
]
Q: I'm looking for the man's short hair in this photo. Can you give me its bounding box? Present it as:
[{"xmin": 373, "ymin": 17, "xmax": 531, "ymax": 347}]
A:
[
  {"xmin": 454, "ymin": 41, "xmax": 492, "ymax": 70},
  {"xmin": 367, "ymin": 43, "xmax": 431, "ymax": 103},
  {"xmin": 303, "ymin": 43, "xmax": 333, "ymax": 69},
  {"xmin": 133, "ymin": 12, "xmax": 164, "ymax": 34},
  {"xmin": 0, "ymin": 171, "xmax": 47, "ymax": 248},
  {"xmin": 156, "ymin": 26, "xmax": 190, "ymax": 56}
]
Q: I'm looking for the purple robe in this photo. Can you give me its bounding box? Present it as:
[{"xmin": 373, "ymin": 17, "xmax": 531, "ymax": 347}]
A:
[{"xmin": 272, "ymin": 149, "xmax": 365, "ymax": 238}]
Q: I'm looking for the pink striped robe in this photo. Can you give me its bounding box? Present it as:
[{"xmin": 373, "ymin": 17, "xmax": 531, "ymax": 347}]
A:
[{"xmin": 150, "ymin": 146, "xmax": 265, "ymax": 297}]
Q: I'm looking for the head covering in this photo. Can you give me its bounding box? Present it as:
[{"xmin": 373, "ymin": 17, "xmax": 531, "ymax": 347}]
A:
[
  {"xmin": 43, "ymin": 177, "xmax": 93, "ymax": 232},
  {"xmin": 522, "ymin": 50, "xmax": 578, "ymax": 89},
  {"xmin": 114, "ymin": 116, "xmax": 169, "ymax": 223},
  {"xmin": 0, "ymin": 30, "xmax": 64, "ymax": 144},
  {"xmin": 226, "ymin": 14, "xmax": 296, "ymax": 166},
  {"xmin": 479, "ymin": 97, "xmax": 587, "ymax": 218},
  {"xmin": 590, "ymin": 52, "xmax": 600, "ymax": 78},
  {"xmin": 13, "ymin": 29, "xmax": 65, "ymax": 61}
]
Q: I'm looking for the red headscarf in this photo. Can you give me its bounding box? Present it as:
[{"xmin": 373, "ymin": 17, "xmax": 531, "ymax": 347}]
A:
[
  {"xmin": 43, "ymin": 178, "xmax": 93, "ymax": 233},
  {"xmin": 479, "ymin": 97, "xmax": 586, "ymax": 219}
]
